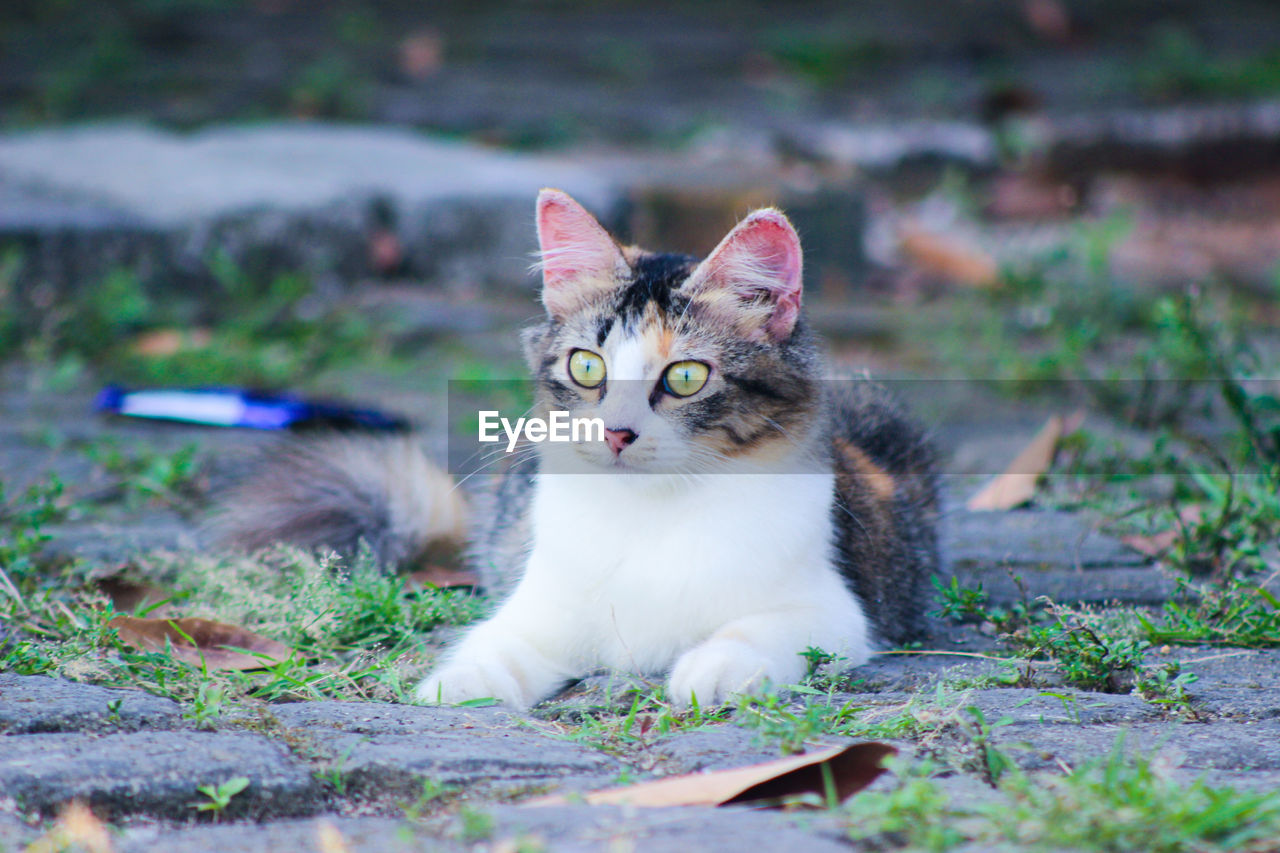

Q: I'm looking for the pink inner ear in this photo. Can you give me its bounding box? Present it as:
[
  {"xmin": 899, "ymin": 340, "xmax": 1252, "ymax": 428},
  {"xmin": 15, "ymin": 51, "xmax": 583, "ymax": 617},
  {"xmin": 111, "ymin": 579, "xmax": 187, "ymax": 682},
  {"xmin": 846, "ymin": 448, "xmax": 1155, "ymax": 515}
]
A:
[
  {"xmin": 536, "ymin": 190, "xmax": 622, "ymax": 289},
  {"xmin": 702, "ymin": 210, "xmax": 803, "ymax": 341}
]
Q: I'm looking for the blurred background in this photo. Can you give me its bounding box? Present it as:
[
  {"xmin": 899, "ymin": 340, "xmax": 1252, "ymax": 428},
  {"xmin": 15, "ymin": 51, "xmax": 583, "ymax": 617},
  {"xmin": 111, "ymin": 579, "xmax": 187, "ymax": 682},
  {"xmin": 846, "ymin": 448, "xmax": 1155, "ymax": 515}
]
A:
[{"xmin": 2, "ymin": 0, "xmax": 1280, "ymax": 493}]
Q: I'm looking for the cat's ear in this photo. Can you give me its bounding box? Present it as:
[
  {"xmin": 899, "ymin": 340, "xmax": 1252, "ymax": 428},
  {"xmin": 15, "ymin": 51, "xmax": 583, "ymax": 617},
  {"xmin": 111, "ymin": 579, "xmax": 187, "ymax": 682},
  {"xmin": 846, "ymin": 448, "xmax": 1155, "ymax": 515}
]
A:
[
  {"xmin": 535, "ymin": 188, "xmax": 628, "ymax": 319},
  {"xmin": 681, "ymin": 208, "xmax": 803, "ymax": 342}
]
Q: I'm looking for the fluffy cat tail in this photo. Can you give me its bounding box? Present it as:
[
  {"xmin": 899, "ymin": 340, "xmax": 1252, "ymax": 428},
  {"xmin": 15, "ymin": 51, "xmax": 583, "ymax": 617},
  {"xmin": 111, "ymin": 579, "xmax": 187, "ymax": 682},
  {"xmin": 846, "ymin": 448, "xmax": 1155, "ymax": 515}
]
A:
[{"xmin": 206, "ymin": 434, "xmax": 467, "ymax": 568}]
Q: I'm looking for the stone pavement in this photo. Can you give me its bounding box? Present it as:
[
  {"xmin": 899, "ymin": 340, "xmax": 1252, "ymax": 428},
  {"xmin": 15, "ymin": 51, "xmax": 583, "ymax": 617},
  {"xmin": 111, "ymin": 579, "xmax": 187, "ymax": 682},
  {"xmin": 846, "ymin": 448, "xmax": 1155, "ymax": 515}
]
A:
[
  {"xmin": 3, "ymin": 391, "xmax": 1278, "ymax": 849},
  {"xmin": 4, "ymin": 642, "xmax": 1280, "ymax": 850}
]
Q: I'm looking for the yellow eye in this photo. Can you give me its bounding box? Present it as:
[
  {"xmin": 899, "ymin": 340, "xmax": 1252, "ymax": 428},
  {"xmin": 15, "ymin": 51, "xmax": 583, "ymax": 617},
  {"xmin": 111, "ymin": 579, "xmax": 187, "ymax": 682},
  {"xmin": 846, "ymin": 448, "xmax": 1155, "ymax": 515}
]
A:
[
  {"xmin": 568, "ymin": 349, "xmax": 606, "ymax": 388},
  {"xmin": 663, "ymin": 361, "xmax": 709, "ymax": 397}
]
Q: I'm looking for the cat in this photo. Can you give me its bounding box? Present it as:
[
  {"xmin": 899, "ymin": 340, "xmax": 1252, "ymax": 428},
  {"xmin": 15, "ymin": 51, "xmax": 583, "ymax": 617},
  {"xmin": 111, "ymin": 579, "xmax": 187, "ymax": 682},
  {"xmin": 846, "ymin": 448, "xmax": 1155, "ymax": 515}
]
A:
[{"xmin": 213, "ymin": 189, "xmax": 940, "ymax": 709}]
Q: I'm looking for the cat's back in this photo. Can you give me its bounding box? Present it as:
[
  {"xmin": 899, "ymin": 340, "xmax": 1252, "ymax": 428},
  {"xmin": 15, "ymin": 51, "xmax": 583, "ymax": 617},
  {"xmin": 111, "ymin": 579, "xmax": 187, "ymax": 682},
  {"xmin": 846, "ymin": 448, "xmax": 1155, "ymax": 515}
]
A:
[{"xmin": 826, "ymin": 380, "xmax": 940, "ymax": 646}]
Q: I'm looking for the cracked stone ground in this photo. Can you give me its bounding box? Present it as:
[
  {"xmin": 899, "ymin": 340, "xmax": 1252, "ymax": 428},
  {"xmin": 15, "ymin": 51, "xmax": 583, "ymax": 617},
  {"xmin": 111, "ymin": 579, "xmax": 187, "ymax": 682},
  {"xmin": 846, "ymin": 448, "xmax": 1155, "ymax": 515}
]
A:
[{"xmin": 3, "ymin": 368, "xmax": 1279, "ymax": 851}]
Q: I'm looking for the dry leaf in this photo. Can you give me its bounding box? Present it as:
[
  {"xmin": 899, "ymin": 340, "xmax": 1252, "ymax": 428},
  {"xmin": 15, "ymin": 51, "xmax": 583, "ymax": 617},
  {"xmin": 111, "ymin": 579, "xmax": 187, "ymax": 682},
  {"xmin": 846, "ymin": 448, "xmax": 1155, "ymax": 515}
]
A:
[
  {"xmin": 967, "ymin": 412, "xmax": 1084, "ymax": 511},
  {"xmin": 108, "ymin": 615, "xmax": 293, "ymax": 671},
  {"xmin": 368, "ymin": 228, "xmax": 403, "ymax": 274},
  {"xmin": 131, "ymin": 328, "xmax": 212, "ymax": 357},
  {"xmin": 525, "ymin": 742, "xmax": 895, "ymax": 809},
  {"xmin": 1121, "ymin": 506, "xmax": 1205, "ymax": 557},
  {"xmin": 315, "ymin": 821, "xmax": 350, "ymax": 853},
  {"xmin": 26, "ymin": 801, "xmax": 114, "ymax": 853},
  {"xmin": 1023, "ymin": 0, "xmax": 1072, "ymax": 41},
  {"xmin": 404, "ymin": 566, "xmax": 480, "ymax": 590},
  {"xmin": 398, "ymin": 30, "xmax": 444, "ymax": 79},
  {"xmin": 1120, "ymin": 529, "xmax": 1178, "ymax": 558},
  {"xmin": 986, "ymin": 172, "xmax": 1077, "ymax": 220},
  {"xmin": 899, "ymin": 227, "xmax": 999, "ymax": 288}
]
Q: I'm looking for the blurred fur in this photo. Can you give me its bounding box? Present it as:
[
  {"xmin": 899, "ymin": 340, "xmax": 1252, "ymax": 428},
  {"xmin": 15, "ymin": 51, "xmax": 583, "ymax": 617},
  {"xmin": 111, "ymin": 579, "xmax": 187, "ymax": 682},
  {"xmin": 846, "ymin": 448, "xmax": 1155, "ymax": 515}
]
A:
[{"xmin": 208, "ymin": 434, "xmax": 466, "ymax": 567}]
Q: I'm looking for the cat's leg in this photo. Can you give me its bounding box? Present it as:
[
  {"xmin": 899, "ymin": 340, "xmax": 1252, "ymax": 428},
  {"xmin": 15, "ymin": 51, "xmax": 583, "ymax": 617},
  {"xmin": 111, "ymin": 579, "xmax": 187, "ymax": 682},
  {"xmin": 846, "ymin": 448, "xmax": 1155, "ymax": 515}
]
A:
[
  {"xmin": 666, "ymin": 605, "xmax": 870, "ymax": 706},
  {"xmin": 414, "ymin": 602, "xmax": 572, "ymax": 708},
  {"xmin": 412, "ymin": 560, "xmax": 578, "ymax": 706}
]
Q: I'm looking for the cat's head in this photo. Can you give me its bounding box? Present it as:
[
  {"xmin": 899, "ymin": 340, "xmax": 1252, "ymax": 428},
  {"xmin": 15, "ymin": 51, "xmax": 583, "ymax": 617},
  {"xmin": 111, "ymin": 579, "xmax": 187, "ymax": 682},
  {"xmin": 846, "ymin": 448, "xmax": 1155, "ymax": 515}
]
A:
[{"xmin": 526, "ymin": 189, "xmax": 822, "ymax": 474}]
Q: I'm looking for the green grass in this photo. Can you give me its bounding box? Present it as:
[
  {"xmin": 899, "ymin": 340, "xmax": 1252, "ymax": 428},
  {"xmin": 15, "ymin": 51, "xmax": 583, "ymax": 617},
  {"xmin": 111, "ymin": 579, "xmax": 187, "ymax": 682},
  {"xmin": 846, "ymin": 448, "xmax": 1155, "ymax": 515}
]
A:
[
  {"xmin": 845, "ymin": 741, "xmax": 1280, "ymax": 852},
  {"xmin": 1136, "ymin": 25, "xmax": 1280, "ymax": 99},
  {"xmin": 79, "ymin": 438, "xmax": 205, "ymax": 512},
  {"xmin": 1, "ymin": 251, "xmax": 382, "ymax": 389},
  {"xmin": 0, "ymin": 487, "xmax": 486, "ymax": 707},
  {"xmin": 543, "ymin": 683, "xmax": 733, "ymax": 756},
  {"xmin": 736, "ymin": 681, "xmax": 965, "ymax": 755}
]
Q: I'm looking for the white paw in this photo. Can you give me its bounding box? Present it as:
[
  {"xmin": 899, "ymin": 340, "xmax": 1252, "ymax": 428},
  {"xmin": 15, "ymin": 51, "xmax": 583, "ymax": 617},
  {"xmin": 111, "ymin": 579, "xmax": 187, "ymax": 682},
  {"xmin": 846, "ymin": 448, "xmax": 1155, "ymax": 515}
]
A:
[
  {"xmin": 413, "ymin": 657, "xmax": 526, "ymax": 707},
  {"xmin": 667, "ymin": 638, "xmax": 794, "ymax": 707}
]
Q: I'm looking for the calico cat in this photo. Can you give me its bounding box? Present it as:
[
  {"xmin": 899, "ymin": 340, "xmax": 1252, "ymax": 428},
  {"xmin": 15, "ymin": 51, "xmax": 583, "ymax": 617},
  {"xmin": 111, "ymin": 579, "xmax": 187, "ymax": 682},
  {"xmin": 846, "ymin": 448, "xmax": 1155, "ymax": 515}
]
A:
[{"xmin": 214, "ymin": 189, "xmax": 939, "ymax": 708}]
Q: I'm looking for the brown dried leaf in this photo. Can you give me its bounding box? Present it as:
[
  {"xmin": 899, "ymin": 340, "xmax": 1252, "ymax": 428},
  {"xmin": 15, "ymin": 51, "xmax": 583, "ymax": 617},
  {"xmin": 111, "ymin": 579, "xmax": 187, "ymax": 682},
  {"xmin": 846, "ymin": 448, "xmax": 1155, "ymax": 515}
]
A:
[
  {"xmin": 1120, "ymin": 529, "xmax": 1179, "ymax": 558},
  {"xmin": 315, "ymin": 821, "xmax": 351, "ymax": 853},
  {"xmin": 1024, "ymin": 0, "xmax": 1073, "ymax": 42},
  {"xmin": 1121, "ymin": 506, "xmax": 1205, "ymax": 557},
  {"xmin": 398, "ymin": 30, "xmax": 444, "ymax": 80},
  {"xmin": 108, "ymin": 615, "xmax": 293, "ymax": 671},
  {"xmin": 967, "ymin": 412, "xmax": 1084, "ymax": 511},
  {"xmin": 899, "ymin": 227, "xmax": 999, "ymax": 288},
  {"xmin": 525, "ymin": 742, "xmax": 895, "ymax": 809},
  {"xmin": 986, "ymin": 172, "xmax": 1077, "ymax": 220},
  {"xmin": 26, "ymin": 801, "xmax": 114, "ymax": 853},
  {"xmin": 131, "ymin": 327, "xmax": 212, "ymax": 357}
]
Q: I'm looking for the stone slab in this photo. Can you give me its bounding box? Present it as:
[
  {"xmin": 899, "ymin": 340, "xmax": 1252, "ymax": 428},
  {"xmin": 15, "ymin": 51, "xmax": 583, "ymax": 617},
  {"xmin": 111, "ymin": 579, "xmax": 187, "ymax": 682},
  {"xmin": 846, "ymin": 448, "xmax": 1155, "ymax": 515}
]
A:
[
  {"xmin": 0, "ymin": 675, "xmax": 182, "ymax": 734},
  {"xmin": 949, "ymin": 565, "xmax": 1179, "ymax": 607},
  {"xmin": 957, "ymin": 688, "xmax": 1160, "ymax": 727},
  {"xmin": 647, "ymin": 726, "xmax": 783, "ymax": 775},
  {"xmin": 112, "ymin": 806, "xmax": 853, "ymax": 853},
  {"xmin": 0, "ymin": 731, "xmax": 320, "ymax": 819},
  {"xmin": 0, "ymin": 125, "xmax": 613, "ymax": 228},
  {"xmin": 0, "ymin": 124, "xmax": 616, "ymax": 302},
  {"xmin": 992, "ymin": 720, "xmax": 1280, "ymax": 772},
  {"xmin": 945, "ymin": 508, "xmax": 1146, "ymax": 570},
  {"xmin": 272, "ymin": 701, "xmax": 615, "ymax": 796},
  {"xmin": 116, "ymin": 817, "xmax": 462, "ymax": 853}
]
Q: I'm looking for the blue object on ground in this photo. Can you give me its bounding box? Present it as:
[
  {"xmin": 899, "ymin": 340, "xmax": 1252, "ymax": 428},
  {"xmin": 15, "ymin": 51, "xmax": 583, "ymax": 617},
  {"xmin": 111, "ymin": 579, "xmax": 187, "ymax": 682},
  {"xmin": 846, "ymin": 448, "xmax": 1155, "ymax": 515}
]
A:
[{"xmin": 94, "ymin": 387, "xmax": 409, "ymax": 431}]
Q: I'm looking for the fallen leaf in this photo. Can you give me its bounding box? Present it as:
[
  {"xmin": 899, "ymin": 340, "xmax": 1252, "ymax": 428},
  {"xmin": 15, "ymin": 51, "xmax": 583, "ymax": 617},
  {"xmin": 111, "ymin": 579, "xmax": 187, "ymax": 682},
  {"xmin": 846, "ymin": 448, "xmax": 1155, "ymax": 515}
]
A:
[
  {"xmin": 967, "ymin": 412, "xmax": 1084, "ymax": 511},
  {"xmin": 1121, "ymin": 506, "xmax": 1205, "ymax": 557},
  {"xmin": 398, "ymin": 29, "xmax": 444, "ymax": 79},
  {"xmin": 368, "ymin": 228, "xmax": 403, "ymax": 274},
  {"xmin": 108, "ymin": 615, "xmax": 293, "ymax": 671},
  {"xmin": 986, "ymin": 172, "xmax": 1077, "ymax": 220},
  {"xmin": 131, "ymin": 328, "xmax": 212, "ymax": 357},
  {"xmin": 315, "ymin": 821, "xmax": 351, "ymax": 853},
  {"xmin": 1023, "ymin": 0, "xmax": 1073, "ymax": 42},
  {"xmin": 404, "ymin": 566, "xmax": 480, "ymax": 590},
  {"xmin": 899, "ymin": 227, "xmax": 999, "ymax": 288},
  {"xmin": 26, "ymin": 801, "xmax": 114, "ymax": 853},
  {"xmin": 1120, "ymin": 529, "xmax": 1176, "ymax": 558},
  {"xmin": 525, "ymin": 742, "xmax": 895, "ymax": 808}
]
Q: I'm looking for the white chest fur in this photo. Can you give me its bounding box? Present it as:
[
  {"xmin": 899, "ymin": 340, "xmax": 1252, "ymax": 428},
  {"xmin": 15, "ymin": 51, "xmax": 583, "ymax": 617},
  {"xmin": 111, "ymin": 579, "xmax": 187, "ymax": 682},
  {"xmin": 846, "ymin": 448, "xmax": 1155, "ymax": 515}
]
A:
[
  {"xmin": 521, "ymin": 472, "xmax": 843, "ymax": 667},
  {"xmin": 418, "ymin": 468, "xmax": 872, "ymax": 707}
]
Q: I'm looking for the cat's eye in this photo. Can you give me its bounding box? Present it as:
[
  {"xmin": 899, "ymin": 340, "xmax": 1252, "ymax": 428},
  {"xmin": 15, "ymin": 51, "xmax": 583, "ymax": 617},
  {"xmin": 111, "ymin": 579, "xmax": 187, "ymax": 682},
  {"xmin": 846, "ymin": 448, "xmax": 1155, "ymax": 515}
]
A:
[
  {"xmin": 568, "ymin": 349, "xmax": 606, "ymax": 388},
  {"xmin": 663, "ymin": 361, "xmax": 710, "ymax": 397}
]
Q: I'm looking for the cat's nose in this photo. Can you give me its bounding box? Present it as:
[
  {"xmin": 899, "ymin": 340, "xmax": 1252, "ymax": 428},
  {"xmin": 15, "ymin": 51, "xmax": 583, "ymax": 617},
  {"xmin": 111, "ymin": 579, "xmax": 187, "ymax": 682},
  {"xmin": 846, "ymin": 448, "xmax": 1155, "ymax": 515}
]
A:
[{"xmin": 603, "ymin": 427, "xmax": 638, "ymax": 455}]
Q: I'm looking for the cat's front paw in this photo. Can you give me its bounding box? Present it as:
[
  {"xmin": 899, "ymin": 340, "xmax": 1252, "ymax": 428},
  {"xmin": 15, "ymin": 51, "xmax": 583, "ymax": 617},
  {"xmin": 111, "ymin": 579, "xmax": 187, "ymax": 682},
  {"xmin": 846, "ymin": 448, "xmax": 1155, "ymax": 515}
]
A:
[
  {"xmin": 667, "ymin": 638, "xmax": 785, "ymax": 707},
  {"xmin": 414, "ymin": 658, "xmax": 526, "ymax": 707}
]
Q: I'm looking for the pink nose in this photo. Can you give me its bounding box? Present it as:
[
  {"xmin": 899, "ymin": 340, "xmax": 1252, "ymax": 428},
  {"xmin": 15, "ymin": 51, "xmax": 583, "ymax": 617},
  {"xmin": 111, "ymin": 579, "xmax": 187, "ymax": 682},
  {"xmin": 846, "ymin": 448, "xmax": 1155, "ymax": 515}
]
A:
[{"xmin": 603, "ymin": 427, "xmax": 638, "ymax": 455}]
